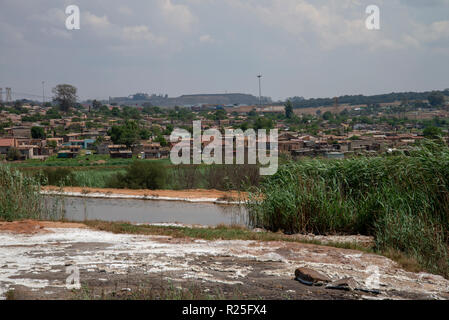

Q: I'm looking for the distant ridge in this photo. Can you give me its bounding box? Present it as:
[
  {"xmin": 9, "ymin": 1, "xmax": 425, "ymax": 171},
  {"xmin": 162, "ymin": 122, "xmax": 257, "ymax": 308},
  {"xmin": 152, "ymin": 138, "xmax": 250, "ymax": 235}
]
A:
[{"xmin": 109, "ymin": 93, "xmax": 272, "ymax": 107}]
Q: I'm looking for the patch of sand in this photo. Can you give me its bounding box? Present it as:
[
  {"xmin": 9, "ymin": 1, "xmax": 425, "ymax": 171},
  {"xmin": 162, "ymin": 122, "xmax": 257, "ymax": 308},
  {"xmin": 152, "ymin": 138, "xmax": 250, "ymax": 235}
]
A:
[
  {"xmin": 0, "ymin": 220, "xmax": 86, "ymax": 234},
  {"xmin": 42, "ymin": 186, "xmax": 248, "ymax": 202}
]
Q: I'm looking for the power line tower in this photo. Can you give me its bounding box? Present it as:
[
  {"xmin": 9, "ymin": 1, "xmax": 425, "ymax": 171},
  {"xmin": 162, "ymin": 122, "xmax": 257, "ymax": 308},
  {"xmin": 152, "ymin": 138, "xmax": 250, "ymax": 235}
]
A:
[{"xmin": 5, "ymin": 88, "xmax": 12, "ymax": 103}]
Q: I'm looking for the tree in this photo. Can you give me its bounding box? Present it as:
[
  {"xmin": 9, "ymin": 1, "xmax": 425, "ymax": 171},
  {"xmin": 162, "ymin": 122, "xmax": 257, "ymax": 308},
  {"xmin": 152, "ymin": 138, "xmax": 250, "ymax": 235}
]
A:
[
  {"xmin": 108, "ymin": 120, "xmax": 141, "ymax": 147},
  {"xmin": 423, "ymin": 126, "xmax": 443, "ymax": 139},
  {"xmin": 322, "ymin": 111, "xmax": 333, "ymax": 121},
  {"xmin": 31, "ymin": 126, "xmax": 46, "ymax": 139},
  {"xmin": 47, "ymin": 140, "xmax": 57, "ymax": 149},
  {"xmin": 285, "ymin": 100, "xmax": 294, "ymax": 119},
  {"xmin": 52, "ymin": 84, "xmax": 77, "ymax": 112},
  {"xmin": 92, "ymin": 100, "xmax": 102, "ymax": 110},
  {"xmin": 7, "ymin": 147, "xmax": 21, "ymax": 161},
  {"xmin": 428, "ymin": 91, "xmax": 445, "ymax": 107}
]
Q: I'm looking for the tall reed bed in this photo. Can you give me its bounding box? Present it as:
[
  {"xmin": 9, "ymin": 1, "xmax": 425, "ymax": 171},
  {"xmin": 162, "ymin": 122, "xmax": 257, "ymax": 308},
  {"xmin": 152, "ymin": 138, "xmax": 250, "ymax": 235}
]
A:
[
  {"xmin": 0, "ymin": 164, "xmax": 65, "ymax": 221},
  {"xmin": 0, "ymin": 164, "xmax": 44, "ymax": 220},
  {"xmin": 247, "ymin": 140, "xmax": 449, "ymax": 277}
]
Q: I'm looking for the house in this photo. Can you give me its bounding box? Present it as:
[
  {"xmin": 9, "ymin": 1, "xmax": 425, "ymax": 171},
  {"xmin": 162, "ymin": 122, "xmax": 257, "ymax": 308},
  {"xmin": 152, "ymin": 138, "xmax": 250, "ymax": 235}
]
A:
[
  {"xmin": 57, "ymin": 145, "xmax": 81, "ymax": 158},
  {"xmin": 4, "ymin": 126, "xmax": 31, "ymax": 138},
  {"xmin": 143, "ymin": 143, "xmax": 170, "ymax": 159},
  {"xmin": 0, "ymin": 138, "xmax": 17, "ymax": 156},
  {"xmin": 109, "ymin": 145, "xmax": 132, "ymax": 159}
]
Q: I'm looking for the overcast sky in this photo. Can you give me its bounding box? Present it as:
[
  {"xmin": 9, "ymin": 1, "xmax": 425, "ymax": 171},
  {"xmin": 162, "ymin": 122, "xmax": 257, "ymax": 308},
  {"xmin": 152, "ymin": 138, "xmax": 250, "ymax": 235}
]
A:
[{"xmin": 1, "ymin": 0, "xmax": 449, "ymax": 101}]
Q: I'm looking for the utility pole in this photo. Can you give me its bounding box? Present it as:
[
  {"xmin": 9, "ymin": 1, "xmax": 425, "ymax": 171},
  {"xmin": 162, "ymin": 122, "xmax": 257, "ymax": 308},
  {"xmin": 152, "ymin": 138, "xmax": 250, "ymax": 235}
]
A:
[
  {"xmin": 257, "ymin": 75, "xmax": 262, "ymax": 108},
  {"xmin": 0, "ymin": 88, "xmax": 3, "ymax": 103},
  {"xmin": 5, "ymin": 88, "xmax": 12, "ymax": 103},
  {"xmin": 42, "ymin": 81, "xmax": 45, "ymax": 105}
]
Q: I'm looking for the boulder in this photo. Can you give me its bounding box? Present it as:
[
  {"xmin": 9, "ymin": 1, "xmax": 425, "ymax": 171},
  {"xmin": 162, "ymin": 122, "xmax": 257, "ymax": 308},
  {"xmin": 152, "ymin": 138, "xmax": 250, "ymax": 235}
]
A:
[{"xmin": 295, "ymin": 267, "xmax": 331, "ymax": 286}]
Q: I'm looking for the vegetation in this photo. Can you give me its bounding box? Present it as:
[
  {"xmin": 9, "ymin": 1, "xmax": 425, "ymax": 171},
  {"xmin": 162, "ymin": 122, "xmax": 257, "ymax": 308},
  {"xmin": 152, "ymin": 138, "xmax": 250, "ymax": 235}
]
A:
[
  {"xmin": 6, "ymin": 147, "xmax": 20, "ymax": 161},
  {"xmin": 290, "ymin": 89, "xmax": 449, "ymax": 109},
  {"xmin": 247, "ymin": 140, "xmax": 449, "ymax": 277},
  {"xmin": 107, "ymin": 161, "xmax": 168, "ymax": 190},
  {"xmin": 52, "ymin": 84, "xmax": 78, "ymax": 112},
  {"xmin": 31, "ymin": 126, "xmax": 46, "ymax": 139},
  {"xmin": 0, "ymin": 164, "xmax": 44, "ymax": 221}
]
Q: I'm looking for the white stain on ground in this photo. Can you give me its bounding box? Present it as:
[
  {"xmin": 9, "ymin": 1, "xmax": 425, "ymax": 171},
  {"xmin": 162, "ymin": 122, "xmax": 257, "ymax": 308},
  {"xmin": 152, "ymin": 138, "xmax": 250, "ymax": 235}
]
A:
[{"xmin": 0, "ymin": 227, "xmax": 448, "ymax": 300}]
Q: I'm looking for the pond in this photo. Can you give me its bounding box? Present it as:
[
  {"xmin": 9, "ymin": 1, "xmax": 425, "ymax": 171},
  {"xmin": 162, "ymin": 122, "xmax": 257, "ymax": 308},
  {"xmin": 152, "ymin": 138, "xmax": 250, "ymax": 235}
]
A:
[{"xmin": 44, "ymin": 196, "xmax": 248, "ymax": 227}]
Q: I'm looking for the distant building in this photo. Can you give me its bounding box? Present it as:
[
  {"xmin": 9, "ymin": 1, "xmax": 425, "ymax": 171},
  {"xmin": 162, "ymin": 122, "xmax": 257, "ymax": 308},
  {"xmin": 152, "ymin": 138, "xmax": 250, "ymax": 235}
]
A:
[{"xmin": 109, "ymin": 145, "xmax": 132, "ymax": 159}]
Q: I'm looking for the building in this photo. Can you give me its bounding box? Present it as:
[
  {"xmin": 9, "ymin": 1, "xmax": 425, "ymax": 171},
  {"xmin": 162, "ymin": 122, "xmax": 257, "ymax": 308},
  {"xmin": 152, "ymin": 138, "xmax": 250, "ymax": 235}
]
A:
[
  {"xmin": 57, "ymin": 145, "xmax": 81, "ymax": 158},
  {"xmin": 0, "ymin": 138, "xmax": 17, "ymax": 156},
  {"xmin": 109, "ymin": 145, "xmax": 133, "ymax": 159}
]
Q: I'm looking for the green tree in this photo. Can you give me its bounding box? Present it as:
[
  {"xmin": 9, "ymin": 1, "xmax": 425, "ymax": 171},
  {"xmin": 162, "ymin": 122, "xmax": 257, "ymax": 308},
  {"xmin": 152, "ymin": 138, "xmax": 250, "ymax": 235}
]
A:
[
  {"xmin": 52, "ymin": 84, "xmax": 77, "ymax": 112},
  {"xmin": 423, "ymin": 126, "xmax": 443, "ymax": 139},
  {"xmin": 92, "ymin": 100, "xmax": 102, "ymax": 110},
  {"xmin": 108, "ymin": 120, "xmax": 141, "ymax": 147},
  {"xmin": 31, "ymin": 126, "xmax": 46, "ymax": 139},
  {"xmin": 285, "ymin": 100, "xmax": 294, "ymax": 119},
  {"xmin": 428, "ymin": 91, "xmax": 445, "ymax": 107},
  {"xmin": 6, "ymin": 147, "xmax": 21, "ymax": 161}
]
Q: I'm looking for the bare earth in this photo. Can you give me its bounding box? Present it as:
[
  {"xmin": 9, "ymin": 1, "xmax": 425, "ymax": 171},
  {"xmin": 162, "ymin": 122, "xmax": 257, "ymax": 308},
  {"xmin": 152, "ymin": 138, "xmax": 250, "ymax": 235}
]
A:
[{"xmin": 0, "ymin": 221, "xmax": 448, "ymax": 300}]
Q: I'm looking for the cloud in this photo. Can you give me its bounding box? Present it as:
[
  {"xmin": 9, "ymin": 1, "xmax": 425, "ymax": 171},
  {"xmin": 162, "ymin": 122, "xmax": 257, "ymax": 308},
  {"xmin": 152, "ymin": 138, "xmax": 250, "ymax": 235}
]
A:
[
  {"xmin": 199, "ymin": 34, "xmax": 214, "ymax": 43},
  {"xmin": 159, "ymin": 0, "xmax": 197, "ymax": 31}
]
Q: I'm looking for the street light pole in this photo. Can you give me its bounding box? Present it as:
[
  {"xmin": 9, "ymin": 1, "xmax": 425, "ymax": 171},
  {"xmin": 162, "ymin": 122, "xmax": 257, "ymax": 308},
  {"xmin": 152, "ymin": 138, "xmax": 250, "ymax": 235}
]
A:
[
  {"xmin": 257, "ymin": 75, "xmax": 262, "ymax": 108},
  {"xmin": 42, "ymin": 81, "xmax": 45, "ymax": 105}
]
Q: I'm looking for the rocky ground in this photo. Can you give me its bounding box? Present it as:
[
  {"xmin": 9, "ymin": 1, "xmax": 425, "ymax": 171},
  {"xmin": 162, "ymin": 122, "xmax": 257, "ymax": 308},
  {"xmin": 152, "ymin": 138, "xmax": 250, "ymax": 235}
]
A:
[{"xmin": 0, "ymin": 221, "xmax": 448, "ymax": 300}]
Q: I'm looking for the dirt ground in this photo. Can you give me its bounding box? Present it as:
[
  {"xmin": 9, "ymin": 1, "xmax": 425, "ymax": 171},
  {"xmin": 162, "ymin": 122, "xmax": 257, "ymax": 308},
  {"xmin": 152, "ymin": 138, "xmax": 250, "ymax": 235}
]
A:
[
  {"xmin": 42, "ymin": 186, "xmax": 247, "ymax": 203},
  {"xmin": 1, "ymin": 221, "xmax": 448, "ymax": 300}
]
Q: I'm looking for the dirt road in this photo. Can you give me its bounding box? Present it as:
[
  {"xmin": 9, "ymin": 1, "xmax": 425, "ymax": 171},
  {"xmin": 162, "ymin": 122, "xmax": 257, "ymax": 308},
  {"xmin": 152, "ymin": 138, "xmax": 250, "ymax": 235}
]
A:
[{"xmin": 0, "ymin": 221, "xmax": 448, "ymax": 300}]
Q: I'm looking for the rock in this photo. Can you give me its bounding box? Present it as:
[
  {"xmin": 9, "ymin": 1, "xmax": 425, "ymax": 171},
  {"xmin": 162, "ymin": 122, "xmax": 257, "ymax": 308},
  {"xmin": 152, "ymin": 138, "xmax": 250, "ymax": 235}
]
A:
[
  {"xmin": 295, "ymin": 267, "xmax": 331, "ymax": 286},
  {"xmin": 326, "ymin": 277, "xmax": 357, "ymax": 291}
]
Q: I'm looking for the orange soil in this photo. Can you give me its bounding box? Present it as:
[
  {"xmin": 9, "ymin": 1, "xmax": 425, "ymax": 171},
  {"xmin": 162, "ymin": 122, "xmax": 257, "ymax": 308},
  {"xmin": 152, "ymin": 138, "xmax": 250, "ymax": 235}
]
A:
[
  {"xmin": 0, "ymin": 220, "xmax": 86, "ymax": 234},
  {"xmin": 42, "ymin": 186, "xmax": 248, "ymax": 201}
]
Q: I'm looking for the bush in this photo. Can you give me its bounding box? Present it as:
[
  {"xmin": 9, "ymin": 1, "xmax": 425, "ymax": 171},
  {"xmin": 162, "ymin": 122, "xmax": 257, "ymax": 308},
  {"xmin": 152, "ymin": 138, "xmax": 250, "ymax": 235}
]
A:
[
  {"xmin": 42, "ymin": 168, "xmax": 76, "ymax": 186},
  {"xmin": 107, "ymin": 161, "xmax": 167, "ymax": 190},
  {"xmin": 247, "ymin": 140, "xmax": 449, "ymax": 277},
  {"xmin": 6, "ymin": 147, "xmax": 21, "ymax": 161},
  {"xmin": 0, "ymin": 164, "xmax": 43, "ymax": 221}
]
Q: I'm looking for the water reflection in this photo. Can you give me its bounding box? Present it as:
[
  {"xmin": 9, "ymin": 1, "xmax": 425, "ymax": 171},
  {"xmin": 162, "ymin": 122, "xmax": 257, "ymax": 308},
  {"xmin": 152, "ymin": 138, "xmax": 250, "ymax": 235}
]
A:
[{"xmin": 44, "ymin": 196, "xmax": 248, "ymax": 227}]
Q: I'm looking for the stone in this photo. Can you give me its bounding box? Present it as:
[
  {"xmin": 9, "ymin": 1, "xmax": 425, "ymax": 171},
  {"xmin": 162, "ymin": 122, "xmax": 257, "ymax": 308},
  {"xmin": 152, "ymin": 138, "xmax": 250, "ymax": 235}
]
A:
[
  {"xmin": 326, "ymin": 277, "xmax": 357, "ymax": 291},
  {"xmin": 295, "ymin": 267, "xmax": 331, "ymax": 286}
]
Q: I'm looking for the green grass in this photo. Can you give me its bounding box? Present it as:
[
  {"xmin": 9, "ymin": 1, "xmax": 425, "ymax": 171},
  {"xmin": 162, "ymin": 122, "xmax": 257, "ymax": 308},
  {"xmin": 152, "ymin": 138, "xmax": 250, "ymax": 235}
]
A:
[
  {"xmin": 247, "ymin": 139, "xmax": 449, "ymax": 278},
  {"xmin": 11, "ymin": 154, "xmax": 170, "ymax": 168},
  {"xmin": 73, "ymin": 169, "xmax": 126, "ymax": 188},
  {"xmin": 84, "ymin": 220, "xmax": 372, "ymax": 252}
]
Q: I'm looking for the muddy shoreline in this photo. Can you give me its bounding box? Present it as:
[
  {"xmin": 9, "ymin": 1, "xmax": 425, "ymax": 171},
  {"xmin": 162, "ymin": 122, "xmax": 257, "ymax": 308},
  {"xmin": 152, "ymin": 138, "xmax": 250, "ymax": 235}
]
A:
[{"xmin": 42, "ymin": 186, "xmax": 248, "ymax": 204}]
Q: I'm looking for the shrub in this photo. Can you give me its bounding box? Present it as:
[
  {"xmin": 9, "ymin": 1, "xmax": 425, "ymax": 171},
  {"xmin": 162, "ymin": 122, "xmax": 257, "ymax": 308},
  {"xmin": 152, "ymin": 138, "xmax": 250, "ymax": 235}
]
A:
[
  {"xmin": 42, "ymin": 168, "xmax": 76, "ymax": 186},
  {"xmin": 6, "ymin": 147, "xmax": 21, "ymax": 161},
  {"xmin": 0, "ymin": 164, "xmax": 43, "ymax": 221},
  {"xmin": 107, "ymin": 161, "xmax": 167, "ymax": 190}
]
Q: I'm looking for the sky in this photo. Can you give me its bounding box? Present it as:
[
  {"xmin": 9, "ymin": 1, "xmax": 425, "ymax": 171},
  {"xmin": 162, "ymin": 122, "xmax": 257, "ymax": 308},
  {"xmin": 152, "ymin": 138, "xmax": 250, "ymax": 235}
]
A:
[{"xmin": 0, "ymin": 0, "xmax": 449, "ymax": 101}]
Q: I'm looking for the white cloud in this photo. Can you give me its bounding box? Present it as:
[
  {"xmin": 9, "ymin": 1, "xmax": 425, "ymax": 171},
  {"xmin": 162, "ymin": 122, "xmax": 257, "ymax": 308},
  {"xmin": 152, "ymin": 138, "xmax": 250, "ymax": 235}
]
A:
[
  {"xmin": 159, "ymin": 0, "xmax": 197, "ymax": 31},
  {"xmin": 199, "ymin": 34, "xmax": 214, "ymax": 43}
]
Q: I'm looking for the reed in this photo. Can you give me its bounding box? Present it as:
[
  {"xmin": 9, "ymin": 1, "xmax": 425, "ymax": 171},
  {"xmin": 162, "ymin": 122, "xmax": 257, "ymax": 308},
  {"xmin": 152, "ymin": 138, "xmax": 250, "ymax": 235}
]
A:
[{"xmin": 247, "ymin": 140, "xmax": 449, "ymax": 277}]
